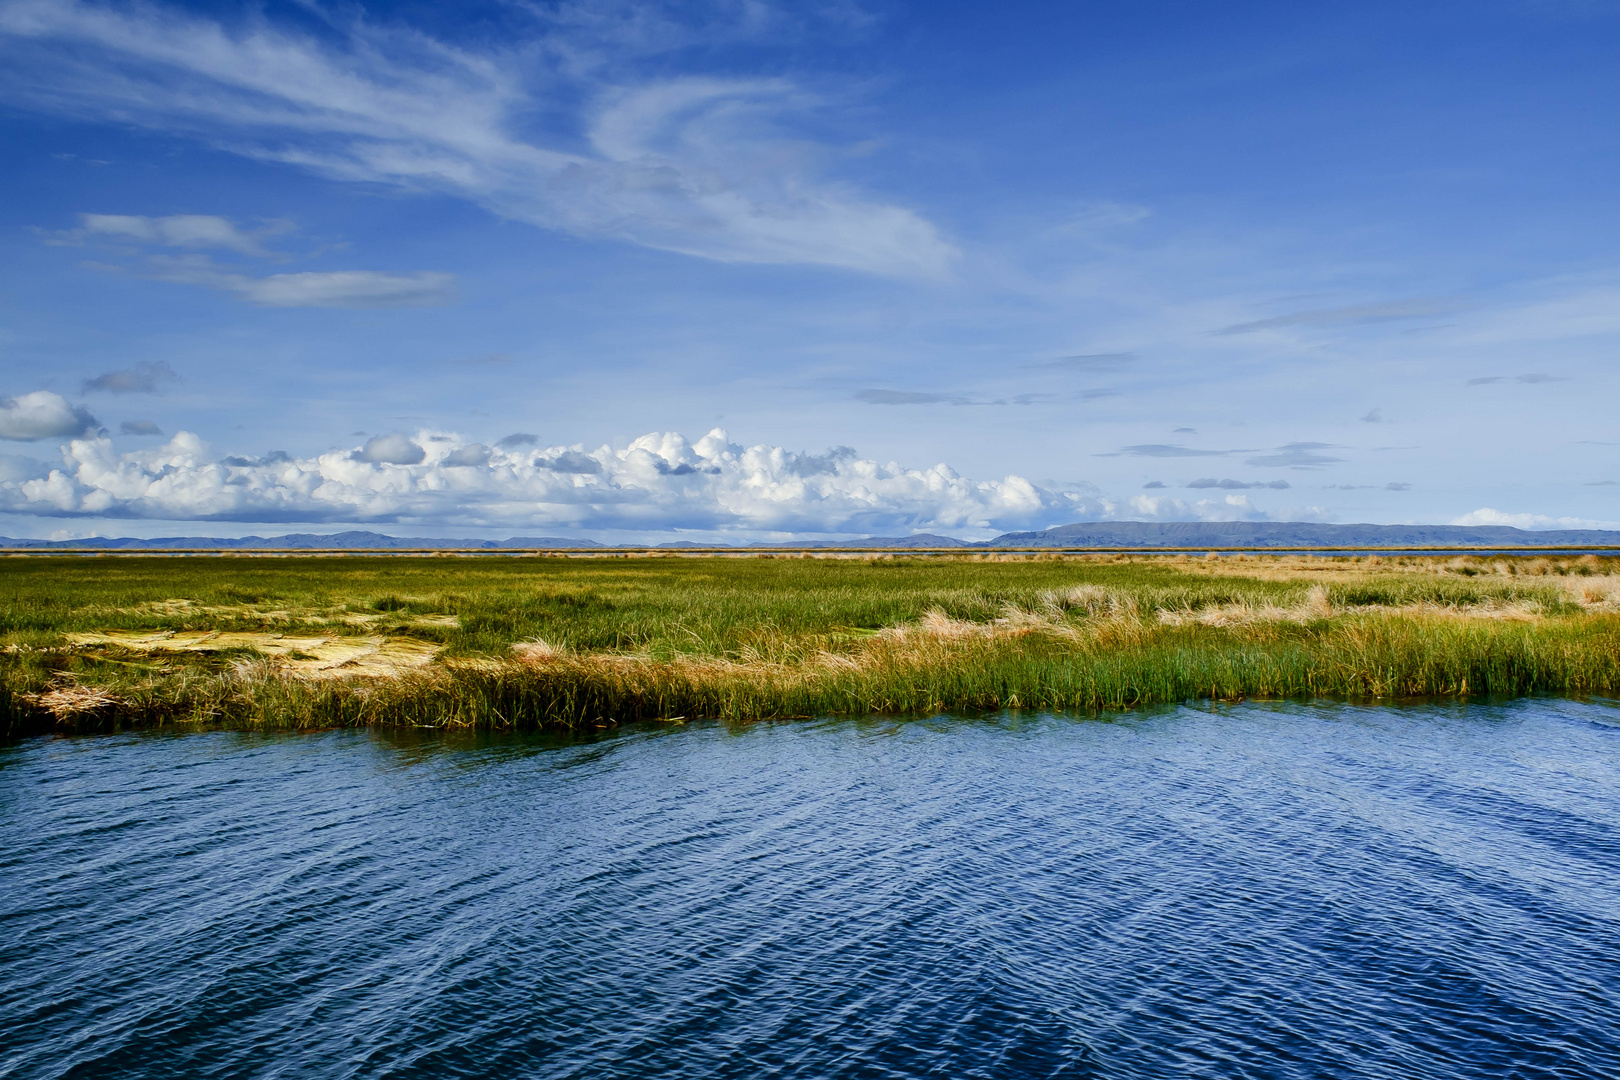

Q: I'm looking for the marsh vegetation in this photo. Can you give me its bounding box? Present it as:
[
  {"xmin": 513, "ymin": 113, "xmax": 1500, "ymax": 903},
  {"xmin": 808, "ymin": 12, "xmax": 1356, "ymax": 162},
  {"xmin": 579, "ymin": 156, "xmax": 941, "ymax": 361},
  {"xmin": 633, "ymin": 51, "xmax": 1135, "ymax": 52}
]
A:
[{"xmin": 5, "ymin": 551, "xmax": 1619, "ymax": 735}]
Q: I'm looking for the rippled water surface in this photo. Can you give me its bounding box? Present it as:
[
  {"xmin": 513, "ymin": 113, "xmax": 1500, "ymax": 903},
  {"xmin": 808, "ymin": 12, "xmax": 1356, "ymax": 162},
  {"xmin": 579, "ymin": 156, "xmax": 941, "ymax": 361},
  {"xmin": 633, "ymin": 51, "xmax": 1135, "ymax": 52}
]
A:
[{"xmin": 4, "ymin": 701, "xmax": 1620, "ymax": 1079}]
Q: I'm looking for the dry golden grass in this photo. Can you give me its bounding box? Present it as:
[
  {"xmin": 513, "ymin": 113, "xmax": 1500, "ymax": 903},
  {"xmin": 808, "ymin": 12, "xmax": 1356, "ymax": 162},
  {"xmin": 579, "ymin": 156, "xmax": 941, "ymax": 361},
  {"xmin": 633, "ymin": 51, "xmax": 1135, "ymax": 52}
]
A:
[{"xmin": 63, "ymin": 629, "xmax": 441, "ymax": 678}]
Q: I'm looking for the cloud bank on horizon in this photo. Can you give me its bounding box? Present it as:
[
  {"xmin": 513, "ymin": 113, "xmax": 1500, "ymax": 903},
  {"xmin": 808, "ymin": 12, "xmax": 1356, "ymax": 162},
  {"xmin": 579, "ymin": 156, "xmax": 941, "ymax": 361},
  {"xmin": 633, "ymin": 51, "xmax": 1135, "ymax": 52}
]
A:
[
  {"xmin": 2, "ymin": 411, "xmax": 1325, "ymax": 537},
  {"xmin": 2, "ymin": 392, "xmax": 1604, "ymax": 538}
]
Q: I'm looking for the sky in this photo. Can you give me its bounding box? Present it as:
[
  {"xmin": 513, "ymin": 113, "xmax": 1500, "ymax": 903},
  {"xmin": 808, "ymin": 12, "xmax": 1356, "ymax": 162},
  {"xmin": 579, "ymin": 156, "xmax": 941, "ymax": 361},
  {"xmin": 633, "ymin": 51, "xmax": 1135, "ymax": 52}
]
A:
[{"xmin": 1, "ymin": 0, "xmax": 1618, "ymax": 541}]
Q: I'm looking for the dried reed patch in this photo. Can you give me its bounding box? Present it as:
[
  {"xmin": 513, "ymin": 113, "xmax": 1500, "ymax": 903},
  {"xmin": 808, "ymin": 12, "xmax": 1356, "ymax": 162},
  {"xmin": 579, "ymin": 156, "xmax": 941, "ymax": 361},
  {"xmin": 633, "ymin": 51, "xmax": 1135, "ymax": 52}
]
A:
[
  {"xmin": 1562, "ymin": 575, "xmax": 1620, "ymax": 609},
  {"xmin": 879, "ymin": 605, "xmax": 1072, "ymax": 643},
  {"xmin": 67, "ymin": 629, "xmax": 440, "ymax": 678},
  {"xmin": 26, "ymin": 683, "xmax": 123, "ymax": 719},
  {"xmin": 511, "ymin": 639, "xmax": 565, "ymax": 661}
]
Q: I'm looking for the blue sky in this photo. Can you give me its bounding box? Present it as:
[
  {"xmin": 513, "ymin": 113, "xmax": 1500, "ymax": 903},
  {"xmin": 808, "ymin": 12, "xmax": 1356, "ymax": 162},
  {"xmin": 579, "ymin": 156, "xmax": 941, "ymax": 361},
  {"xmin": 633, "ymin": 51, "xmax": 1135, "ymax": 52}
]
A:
[{"xmin": 1, "ymin": 0, "xmax": 1617, "ymax": 540}]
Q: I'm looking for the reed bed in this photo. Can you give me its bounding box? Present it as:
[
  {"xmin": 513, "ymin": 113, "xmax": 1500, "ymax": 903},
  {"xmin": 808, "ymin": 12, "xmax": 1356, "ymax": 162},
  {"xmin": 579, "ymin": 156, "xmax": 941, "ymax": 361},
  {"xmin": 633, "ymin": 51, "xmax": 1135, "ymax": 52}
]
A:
[{"xmin": 4, "ymin": 553, "xmax": 1618, "ymax": 736}]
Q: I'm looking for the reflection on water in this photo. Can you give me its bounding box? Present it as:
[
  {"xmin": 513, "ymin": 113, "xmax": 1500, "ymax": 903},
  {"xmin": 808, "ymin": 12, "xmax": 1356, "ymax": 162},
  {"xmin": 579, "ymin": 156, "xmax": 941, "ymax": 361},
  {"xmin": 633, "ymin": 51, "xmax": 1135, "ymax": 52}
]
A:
[{"xmin": 3, "ymin": 700, "xmax": 1619, "ymax": 1079}]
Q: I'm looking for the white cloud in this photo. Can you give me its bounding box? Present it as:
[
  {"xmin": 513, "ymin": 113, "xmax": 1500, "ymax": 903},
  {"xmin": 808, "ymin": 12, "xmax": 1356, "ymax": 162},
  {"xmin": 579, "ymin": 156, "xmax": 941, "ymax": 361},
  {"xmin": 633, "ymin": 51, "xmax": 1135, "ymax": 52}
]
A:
[
  {"xmin": 0, "ymin": 391, "xmax": 100, "ymax": 440},
  {"xmin": 59, "ymin": 213, "xmax": 273, "ymax": 256},
  {"xmin": 1125, "ymin": 492, "xmax": 1270, "ymax": 522},
  {"xmin": 0, "ymin": 425, "xmax": 1302, "ymax": 535},
  {"xmin": 1450, "ymin": 508, "xmax": 1616, "ymax": 530},
  {"xmin": 356, "ymin": 434, "xmax": 426, "ymax": 465},
  {"xmin": 233, "ymin": 271, "xmax": 456, "ymax": 309},
  {"xmin": 0, "ymin": 0, "xmax": 956, "ymax": 277}
]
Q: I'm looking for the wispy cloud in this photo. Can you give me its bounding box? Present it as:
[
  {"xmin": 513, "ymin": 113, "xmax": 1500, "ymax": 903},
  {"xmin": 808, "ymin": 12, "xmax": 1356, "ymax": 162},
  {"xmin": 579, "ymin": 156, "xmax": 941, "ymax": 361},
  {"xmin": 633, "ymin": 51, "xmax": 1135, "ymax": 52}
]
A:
[
  {"xmin": 62, "ymin": 218, "xmax": 458, "ymax": 307},
  {"xmin": 1026, "ymin": 352, "xmax": 1135, "ymax": 372},
  {"xmin": 119, "ymin": 419, "xmax": 162, "ymax": 435},
  {"xmin": 854, "ymin": 388, "xmax": 1065, "ymax": 406},
  {"xmin": 1216, "ymin": 298, "xmax": 1456, "ymax": 336},
  {"xmin": 1245, "ymin": 443, "xmax": 1344, "ymax": 468},
  {"xmin": 1468, "ymin": 373, "xmax": 1567, "ymax": 385},
  {"xmin": 1112, "ymin": 441, "xmax": 1351, "ymax": 469},
  {"xmin": 48, "ymin": 213, "xmax": 279, "ymax": 256},
  {"xmin": 1186, "ymin": 478, "xmax": 1290, "ymax": 490},
  {"xmin": 142, "ymin": 257, "xmax": 456, "ymax": 308},
  {"xmin": 0, "ymin": 0, "xmax": 955, "ymax": 277},
  {"xmin": 1113, "ymin": 444, "xmax": 1228, "ymax": 458},
  {"xmin": 83, "ymin": 360, "xmax": 177, "ymax": 394}
]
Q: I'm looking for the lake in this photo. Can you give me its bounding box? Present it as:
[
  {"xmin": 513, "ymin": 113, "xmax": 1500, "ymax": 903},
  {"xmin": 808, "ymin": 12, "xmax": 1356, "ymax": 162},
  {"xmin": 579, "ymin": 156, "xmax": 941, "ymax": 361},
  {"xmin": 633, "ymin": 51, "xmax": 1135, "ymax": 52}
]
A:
[{"xmin": 4, "ymin": 700, "xmax": 1619, "ymax": 1078}]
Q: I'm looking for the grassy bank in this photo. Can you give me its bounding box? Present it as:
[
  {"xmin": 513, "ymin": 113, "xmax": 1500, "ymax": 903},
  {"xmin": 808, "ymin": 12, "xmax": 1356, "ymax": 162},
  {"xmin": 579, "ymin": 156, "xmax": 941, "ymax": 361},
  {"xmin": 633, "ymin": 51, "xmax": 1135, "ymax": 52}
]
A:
[{"xmin": 4, "ymin": 552, "xmax": 1619, "ymax": 736}]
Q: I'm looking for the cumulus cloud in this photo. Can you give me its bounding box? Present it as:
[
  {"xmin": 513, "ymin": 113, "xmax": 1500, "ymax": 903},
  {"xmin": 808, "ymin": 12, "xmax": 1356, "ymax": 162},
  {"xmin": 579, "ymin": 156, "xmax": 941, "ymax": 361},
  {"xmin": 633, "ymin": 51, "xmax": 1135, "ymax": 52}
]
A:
[
  {"xmin": 0, "ymin": 422, "xmax": 1324, "ymax": 534},
  {"xmin": 0, "ymin": 391, "xmax": 100, "ymax": 440},
  {"xmin": 53, "ymin": 213, "xmax": 274, "ymax": 256},
  {"xmin": 355, "ymin": 434, "xmax": 426, "ymax": 465},
  {"xmin": 1451, "ymin": 508, "xmax": 1614, "ymax": 530},
  {"xmin": 539, "ymin": 450, "xmax": 602, "ymax": 474},
  {"xmin": 0, "ymin": 425, "xmax": 1072, "ymax": 533},
  {"xmin": 83, "ymin": 360, "xmax": 177, "ymax": 394},
  {"xmin": 119, "ymin": 420, "xmax": 162, "ymax": 436},
  {"xmin": 1124, "ymin": 492, "xmax": 1272, "ymax": 523},
  {"xmin": 496, "ymin": 432, "xmax": 539, "ymax": 448},
  {"xmin": 0, "ymin": 0, "xmax": 956, "ymax": 277}
]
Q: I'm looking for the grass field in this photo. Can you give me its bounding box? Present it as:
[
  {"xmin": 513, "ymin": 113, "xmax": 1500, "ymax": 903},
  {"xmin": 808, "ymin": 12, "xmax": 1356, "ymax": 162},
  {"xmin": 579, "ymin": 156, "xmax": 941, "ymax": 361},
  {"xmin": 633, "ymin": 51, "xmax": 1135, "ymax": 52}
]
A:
[{"xmin": 5, "ymin": 551, "xmax": 1619, "ymax": 736}]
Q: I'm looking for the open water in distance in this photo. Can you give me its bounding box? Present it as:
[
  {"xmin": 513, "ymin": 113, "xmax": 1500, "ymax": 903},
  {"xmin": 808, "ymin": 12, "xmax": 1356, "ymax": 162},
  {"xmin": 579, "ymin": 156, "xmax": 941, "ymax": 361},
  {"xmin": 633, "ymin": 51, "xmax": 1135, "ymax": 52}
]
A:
[{"xmin": 3, "ymin": 700, "xmax": 1619, "ymax": 1079}]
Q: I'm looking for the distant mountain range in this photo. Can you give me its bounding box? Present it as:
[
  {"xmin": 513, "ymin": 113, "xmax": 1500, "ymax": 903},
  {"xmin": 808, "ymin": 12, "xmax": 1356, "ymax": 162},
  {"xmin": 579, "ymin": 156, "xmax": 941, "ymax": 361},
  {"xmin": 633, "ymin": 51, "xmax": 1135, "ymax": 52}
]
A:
[
  {"xmin": 984, "ymin": 521, "xmax": 1620, "ymax": 548},
  {"xmin": 4, "ymin": 522, "xmax": 1617, "ymax": 550}
]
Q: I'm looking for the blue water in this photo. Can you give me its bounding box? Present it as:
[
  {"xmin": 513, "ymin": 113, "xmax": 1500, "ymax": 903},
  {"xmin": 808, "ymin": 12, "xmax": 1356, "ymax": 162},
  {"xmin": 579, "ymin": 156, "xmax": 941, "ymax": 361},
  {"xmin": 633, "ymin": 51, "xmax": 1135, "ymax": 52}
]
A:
[{"xmin": 3, "ymin": 701, "xmax": 1619, "ymax": 1079}]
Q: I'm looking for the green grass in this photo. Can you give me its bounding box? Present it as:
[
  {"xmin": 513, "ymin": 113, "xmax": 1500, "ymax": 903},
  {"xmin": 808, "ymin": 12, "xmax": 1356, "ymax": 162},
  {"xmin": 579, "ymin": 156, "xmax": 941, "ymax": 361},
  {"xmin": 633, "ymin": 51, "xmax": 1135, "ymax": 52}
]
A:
[{"xmin": 3, "ymin": 552, "xmax": 1617, "ymax": 736}]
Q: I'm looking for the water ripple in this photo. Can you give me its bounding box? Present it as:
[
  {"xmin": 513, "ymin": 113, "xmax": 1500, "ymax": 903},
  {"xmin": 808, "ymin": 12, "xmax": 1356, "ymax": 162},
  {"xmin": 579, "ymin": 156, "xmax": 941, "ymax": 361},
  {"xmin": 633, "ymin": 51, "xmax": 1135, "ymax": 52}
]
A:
[{"xmin": 3, "ymin": 700, "xmax": 1619, "ymax": 1078}]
